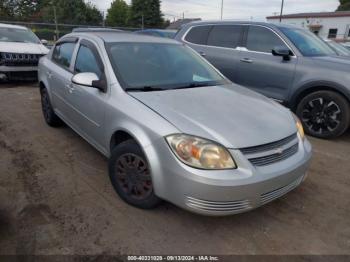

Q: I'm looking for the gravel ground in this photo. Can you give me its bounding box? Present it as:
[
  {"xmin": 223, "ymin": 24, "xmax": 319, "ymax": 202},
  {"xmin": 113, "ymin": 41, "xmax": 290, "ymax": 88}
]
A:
[{"xmin": 0, "ymin": 84, "xmax": 349, "ymax": 256}]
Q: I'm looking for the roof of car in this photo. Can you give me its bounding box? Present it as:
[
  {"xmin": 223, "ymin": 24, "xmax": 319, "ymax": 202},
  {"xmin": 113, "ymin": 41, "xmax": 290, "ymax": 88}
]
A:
[
  {"xmin": 0, "ymin": 23, "xmax": 28, "ymax": 30},
  {"xmin": 68, "ymin": 31, "xmax": 180, "ymax": 44},
  {"xmin": 182, "ymin": 20, "xmax": 298, "ymax": 30}
]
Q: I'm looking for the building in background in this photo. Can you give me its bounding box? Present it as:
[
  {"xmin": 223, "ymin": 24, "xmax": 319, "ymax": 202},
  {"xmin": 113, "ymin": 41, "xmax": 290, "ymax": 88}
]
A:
[{"xmin": 267, "ymin": 11, "xmax": 350, "ymax": 41}]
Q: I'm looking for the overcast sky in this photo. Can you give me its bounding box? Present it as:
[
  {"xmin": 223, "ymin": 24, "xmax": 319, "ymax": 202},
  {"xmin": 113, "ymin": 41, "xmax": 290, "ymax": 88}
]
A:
[{"xmin": 89, "ymin": 0, "xmax": 339, "ymax": 21}]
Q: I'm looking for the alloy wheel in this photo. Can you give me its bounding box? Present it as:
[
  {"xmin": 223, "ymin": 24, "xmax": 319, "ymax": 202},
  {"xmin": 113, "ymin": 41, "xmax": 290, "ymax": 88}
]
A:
[{"xmin": 301, "ymin": 97, "xmax": 342, "ymax": 135}]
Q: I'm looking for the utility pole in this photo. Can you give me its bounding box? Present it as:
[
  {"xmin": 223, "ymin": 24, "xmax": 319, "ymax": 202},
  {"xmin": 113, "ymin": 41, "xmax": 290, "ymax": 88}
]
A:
[
  {"xmin": 279, "ymin": 0, "xmax": 285, "ymax": 23},
  {"xmin": 183, "ymin": 12, "xmax": 185, "ymax": 20},
  {"xmin": 102, "ymin": 11, "xmax": 105, "ymax": 27},
  {"xmin": 53, "ymin": 6, "xmax": 59, "ymax": 40},
  {"xmin": 141, "ymin": 14, "xmax": 144, "ymax": 30},
  {"xmin": 221, "ymin": 0, "xmax": 224, "ymax": 20}
]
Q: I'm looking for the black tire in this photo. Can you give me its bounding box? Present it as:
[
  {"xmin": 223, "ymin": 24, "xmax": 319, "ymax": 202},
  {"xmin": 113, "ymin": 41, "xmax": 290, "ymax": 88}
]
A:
[
  {"xmin": 40, "ymin": 87, "xmax": 63, "ymax": 127},
  {"xmin": 296, "ymin": 90, "xmax": 350, "ymax": 139},
  {"xmin": 108, "ymin": 140, "xmax": 162, "ymax": 209}
]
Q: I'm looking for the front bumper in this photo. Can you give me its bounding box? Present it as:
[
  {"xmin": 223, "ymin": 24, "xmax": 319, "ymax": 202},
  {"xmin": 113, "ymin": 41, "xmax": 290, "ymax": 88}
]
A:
[
  {"xmin": 148, "ymin": 136, "xmax": 312, "ymax": 216},
  {"xmin": 0, "ymin": 66, "xmax": 38, "ymax": 81}
]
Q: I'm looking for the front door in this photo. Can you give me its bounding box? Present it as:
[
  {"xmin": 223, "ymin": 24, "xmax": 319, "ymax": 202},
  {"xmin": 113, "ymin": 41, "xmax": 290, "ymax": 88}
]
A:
[
  {"xmin": 65, "ymin": 40, "xmax": 107, "ymax": 150},
  {"xmin": 236, "ymin": 25, "xmax": 297, "ymax": 102}
]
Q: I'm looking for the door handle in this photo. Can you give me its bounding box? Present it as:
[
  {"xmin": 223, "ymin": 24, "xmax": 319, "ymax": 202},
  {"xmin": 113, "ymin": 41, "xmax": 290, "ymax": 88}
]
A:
[
  {"xmin": 46, "ymin": 71, "xmax": 53, "ymax": 79},
  {"xmin": 65, "ymin": 84, "xmax": 75, "ymax": 94},
  {"xmin": 240, "ymin": 58, "xmax": 253, "ymax": 64},
  {"xmin": 199, "ymin": 51, "xmax": 206, "ymax": 57}
]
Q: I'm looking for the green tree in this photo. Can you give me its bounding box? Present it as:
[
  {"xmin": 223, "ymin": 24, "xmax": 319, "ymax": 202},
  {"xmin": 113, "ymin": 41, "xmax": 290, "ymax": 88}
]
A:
[
  {"xmin": 106, "ymin": 0, "xmax": 129, "ymax": 27},
  {"xmin": 129, "ymin": 0, "xmax": 164, "ymax": 28},
  {"xmin": 337, "ymin": 0, "xmax": 350, "ymax": 10},
  {"xmin": 40, "ymin": 0, "xmax": 103, "ymax": 25}
]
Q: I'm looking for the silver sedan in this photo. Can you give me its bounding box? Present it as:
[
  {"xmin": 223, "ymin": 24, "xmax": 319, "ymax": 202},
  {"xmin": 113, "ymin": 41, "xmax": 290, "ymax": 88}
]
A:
[{"xmin": 38, "ymin": 32, "xmax": 312, "ymax": 216}]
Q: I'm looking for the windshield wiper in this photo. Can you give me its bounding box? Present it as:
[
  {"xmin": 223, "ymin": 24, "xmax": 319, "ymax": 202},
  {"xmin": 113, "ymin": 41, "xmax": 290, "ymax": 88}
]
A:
[
  {"xmin": 171, "ymin": 82, "xmax": 214, "ymax": 90},
  {"xmin": 125, "ymin": 86, "xmax": 165, "ymax": 92}
]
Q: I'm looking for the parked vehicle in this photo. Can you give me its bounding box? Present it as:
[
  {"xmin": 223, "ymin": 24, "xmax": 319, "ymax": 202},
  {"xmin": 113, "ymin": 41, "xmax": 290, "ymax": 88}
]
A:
[
  {"xmin": 341, "ymin": 42, "xmax": 350, "ymax": 51},
  {"xmin": 38, "ymin": 32, "xmax": 312, "ymax": 216},
  {"xmin": 135, "ymin": 29, "xmax": 177, "ymax": 38},
  {"xmin": 175, "ymin": 21, "xmax": 350, "ymax": 139},
  {"xmin": 0, "ymin": 23, "xmax": 49, "ymax": 81},
  {"xmin": 324, "ymin": 39, "xmax": 350, "ymax": 57}
]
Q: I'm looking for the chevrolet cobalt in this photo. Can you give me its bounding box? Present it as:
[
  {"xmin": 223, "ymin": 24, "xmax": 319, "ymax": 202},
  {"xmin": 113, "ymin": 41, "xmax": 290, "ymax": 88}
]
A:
[{"xmin": 38, "ymin": 32, "xmax": 312, "ymax": 216}]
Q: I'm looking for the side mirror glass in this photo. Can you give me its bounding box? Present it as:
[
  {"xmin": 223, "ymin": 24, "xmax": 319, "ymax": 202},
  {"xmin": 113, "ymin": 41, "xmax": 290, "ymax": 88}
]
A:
[
  {"xmin": 272, "ymin": 46, "xmax": 292, "ymax": 60},
  {"xmin": 72, "ymin": 72, "xmax": 106, "ymax": 92}
]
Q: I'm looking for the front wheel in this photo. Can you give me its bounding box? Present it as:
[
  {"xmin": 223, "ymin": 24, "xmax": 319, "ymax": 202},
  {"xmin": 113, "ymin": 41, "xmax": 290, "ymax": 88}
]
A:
[
  {"xmin": 296, "ymin": 91, "xmax": 350, "ymax": 139},
  {"xmin": 108, "ymin": 140, "xmax": 162, "ymax": 209}
]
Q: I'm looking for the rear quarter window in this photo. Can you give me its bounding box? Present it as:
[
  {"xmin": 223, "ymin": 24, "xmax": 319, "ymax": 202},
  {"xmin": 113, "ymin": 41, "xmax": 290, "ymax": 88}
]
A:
[{"xmin": 184, "ymin": 25, "xmax": 212, "ymax": 45}]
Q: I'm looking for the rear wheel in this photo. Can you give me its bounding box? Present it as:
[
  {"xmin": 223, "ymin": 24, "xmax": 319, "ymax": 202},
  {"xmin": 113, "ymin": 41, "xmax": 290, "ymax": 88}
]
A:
[
  {"xmin": 40, "ymin": 87, "xmax": 63, "ymax": 127},
  {"xmin": 108, "ymin": 140, "xmax": 162, "ymax": 209},
  {"xmin": 296, "ymin": 90, "xmax": 350, "ymax": 139}
]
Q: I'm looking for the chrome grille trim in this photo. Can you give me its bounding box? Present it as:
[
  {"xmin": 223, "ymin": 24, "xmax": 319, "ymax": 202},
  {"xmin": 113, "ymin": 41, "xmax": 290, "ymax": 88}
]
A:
[
  {"xmin": 186, "ymin": 196, "xmax": 252, "ymax": 212},
  {"xmin": 249, "ymin": 144, "xmax": 299, "ymax": 166},
  {"xmin": 240, "ymin": 133, "xmax": 299, "ymax": 166},
  {"xmin": 240, "ymin": 133, "xmax": 298, "ymax": 155},
  {"xmin": 0, "ymin": 53, "xmax": 43, "ymax": 67},
  {"xmin": 260, "ymin": 176, "xmax": 303, "ymax": 205}
]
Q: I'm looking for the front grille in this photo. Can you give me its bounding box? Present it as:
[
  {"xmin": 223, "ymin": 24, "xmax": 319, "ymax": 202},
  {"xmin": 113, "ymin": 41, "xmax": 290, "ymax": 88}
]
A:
[
  {"xmin": 260, "ymin": 176, "xmax": 303, "ymax": 205},
  {"xmin": 185, "ymin": 196, "xmax": 252, "ymax": 213},
  {"xmin": 240, "ymin": 134, "xmax": 297, "ymax": 155},
  {"xmin": 0, "ymin": 53, "xmax": 43, "ymax": 67},
  {"xmin": 249, "ymin": 144, "xmax": 299, "ymax": 166},
  {"xmin": 240, "ymin": 134, "xmax": 299, "ymax": 167}
]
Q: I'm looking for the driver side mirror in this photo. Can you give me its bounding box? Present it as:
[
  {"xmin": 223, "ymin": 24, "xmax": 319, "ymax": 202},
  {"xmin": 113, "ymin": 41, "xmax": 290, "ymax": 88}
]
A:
[
  {"xmin": 272, "ymin": 46, "xmax": 292, "ymax": 61},
  {"xmin": 72, "ymin": 72, "xmax": 107, "ymax": 92},
  {"xmin": 41, "ymin": 39, "xmax": 48, "ymax": 46}
]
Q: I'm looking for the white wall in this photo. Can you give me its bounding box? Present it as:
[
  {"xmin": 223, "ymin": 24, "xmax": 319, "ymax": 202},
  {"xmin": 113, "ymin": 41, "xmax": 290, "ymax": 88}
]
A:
[{"xmin": 267, "ymin": 16, "xmax": 350, "ymax": 40}]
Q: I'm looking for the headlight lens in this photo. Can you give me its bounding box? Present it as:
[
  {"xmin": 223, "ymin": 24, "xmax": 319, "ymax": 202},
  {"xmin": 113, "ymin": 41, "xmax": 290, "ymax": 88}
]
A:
[
  {"xmin": 293, "ymin": 113, "xmax": 305, "ymax": 140},
  {"xmin": 166, "ymin": 134, "xmax": 236, "ymax": 170}
]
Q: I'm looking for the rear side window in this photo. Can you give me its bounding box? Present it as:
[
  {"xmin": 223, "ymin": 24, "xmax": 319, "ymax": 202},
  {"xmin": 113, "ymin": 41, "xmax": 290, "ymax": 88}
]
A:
[
  {"xmin": 246, "ymin": 26, "xmax": 286, "ymax": 53},
  {"xmin": 52, "ymin": 42, "xmax": 76, "ymax": 69},
  {"xmin": 185, "ymin": 26, "xmax": 212, "ymax": 45},
  {"xmin": 75, "ymin": 45, "xmax": 103, "ymax": 78},
  {"xmin": 207, "ymin": 25, "xmax": 243, "ymax": 48}
]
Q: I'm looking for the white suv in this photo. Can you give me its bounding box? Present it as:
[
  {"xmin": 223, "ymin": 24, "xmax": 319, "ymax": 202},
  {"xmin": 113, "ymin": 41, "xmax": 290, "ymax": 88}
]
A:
[{"xmin": 0, "ymin": 23, "xmax": 49, "ymax": 81}]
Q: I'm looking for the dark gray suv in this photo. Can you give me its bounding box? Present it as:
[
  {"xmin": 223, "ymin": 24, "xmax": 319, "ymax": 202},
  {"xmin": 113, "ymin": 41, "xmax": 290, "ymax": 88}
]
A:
[{"xmin": 175, "ymin": 21, "xmax": 350, "ymax": 139}]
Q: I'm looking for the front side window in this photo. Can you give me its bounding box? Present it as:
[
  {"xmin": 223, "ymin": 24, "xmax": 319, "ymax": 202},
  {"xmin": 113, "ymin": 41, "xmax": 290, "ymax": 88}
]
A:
[
  {"xmin": 106, "ymin": 42, "xmax": 228, "ymax": 90},
  {"xmin": 280, "ymin": 27, "xmax": 336, "ymax": 57},
  {"xmin": 185, "ymin": 26, "xmax": 212, "ymax": 45},
  {"xmin": 207, "ymin": 25, "xmax": 242, "ymax": 48},
  {"xmin": 328, "ymin": 29, "xmax": 338, "ymax": 39},
  {"xmin": 0, "ymin": 27, "xmax": 40, "ymax": 44},
  {"xmin": 52, "ymin": 42, "xmax": 76, "ymax": 68},
  {"xmin": 75, "ymin": 45, "xmax": 103, "ymax": 77},
  {"xmin": 246, "ymin": 26, "xmax": 287, "ymax": 53}
]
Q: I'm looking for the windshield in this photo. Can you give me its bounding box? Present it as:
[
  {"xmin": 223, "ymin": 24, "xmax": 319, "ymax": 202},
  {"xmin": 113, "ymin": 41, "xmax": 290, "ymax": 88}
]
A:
[
  {"xmin": 106, "ymin": 42, "xmax": 228, "ymax": 90},
  {"xmin": 280, "ymin": 27, "xmax": 337, "ymax": 57},
  {"xmin": 327, "ymin": 41, "xmax": 350, "ymax": 56},
  {"xmin": 0, "ymin": 27, "xmax": 40, "ymax": 44}
]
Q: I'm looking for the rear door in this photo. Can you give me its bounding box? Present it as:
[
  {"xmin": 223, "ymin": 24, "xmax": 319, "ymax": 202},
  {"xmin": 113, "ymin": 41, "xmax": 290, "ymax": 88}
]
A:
[
  {"xmin": 236, "ymin": 25, "xmax": 297, "ymax": 101},
  {"xmin": 183, "ymin": 24, "xmax": 244, "ymax": 83},
  {"xmin": 49, "ymin": 39, "xmax": 77, "ymax": 119}
]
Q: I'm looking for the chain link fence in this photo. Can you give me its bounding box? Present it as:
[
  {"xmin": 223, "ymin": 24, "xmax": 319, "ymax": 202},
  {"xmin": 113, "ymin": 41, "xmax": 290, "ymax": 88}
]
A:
[{"xmin": 0, "ymin": 20, "xmax": 141, "ymax": 43}]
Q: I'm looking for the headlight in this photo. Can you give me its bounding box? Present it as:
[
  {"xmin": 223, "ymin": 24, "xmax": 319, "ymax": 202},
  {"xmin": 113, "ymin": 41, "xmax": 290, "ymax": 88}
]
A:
[
  {"xmin": 166, "ymin": 134, "xmax": 236, "ymax": 170},
  {"xmin": 293, "ymin": 113, "xmax": 305, "ymax": 140}
]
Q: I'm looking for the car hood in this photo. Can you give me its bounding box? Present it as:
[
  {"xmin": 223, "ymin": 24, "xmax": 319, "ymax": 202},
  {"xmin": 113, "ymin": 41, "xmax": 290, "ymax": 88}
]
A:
[
  {"xmin": 130, "ymin": 85, "xmax": 297, "ymax": 149},
  {"xmin": 0, "ymin": 42, "xmax": 49, "ymax": 54}
]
